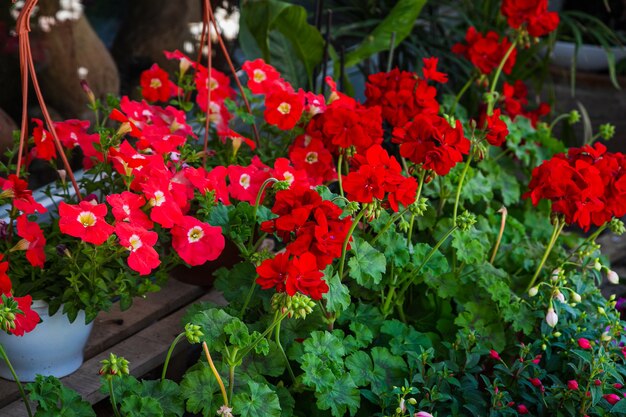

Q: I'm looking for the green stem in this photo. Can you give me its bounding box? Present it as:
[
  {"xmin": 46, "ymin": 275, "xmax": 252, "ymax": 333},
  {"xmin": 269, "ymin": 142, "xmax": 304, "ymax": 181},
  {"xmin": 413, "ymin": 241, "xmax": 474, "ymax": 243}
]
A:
[
  {"xmin": 450, "ymin": 76, "xmax": 475, "ymax": 115},
  {"xmin": 397, "ymin": 225, "xmax": 459, "ymax": 301},
  {"xmin": 237, "ymin": 312, "xmax": 289, "ymax": 360},
  {"xmin": 371, "ymin": 209, "xmax": 407, "ymax": 245},
  {"xmin": 452, "ymin": 147, "xmax": 475, "ymax": 224},
  {"xmin": 0, "ymin": 344, "xmax": 32, "ymax": 417},
  {"xmin": 247, "ymin": 178, "xmax": 278, "ymax": 251},
  {"xmin": 567, "ymin": 223, "xmax": 608, "ymax": 261},
  {"xmin": 338, "ymin": 210, "xmax": 365, "ymax": 279},
  {"xmin": 275, "ymin": 320, "xmax": 297, "ymax": 385},
  {"xmin": 108, "ymin": 378, "xmax": 122, "ymax": 417},
  {"xmin": 161, "ymin": 333, "xmax": 185, "ymax": 381},
  {"xmin": 487, "ymin": 33, "xmax": 520, "ymax": 116},
  {"xmin": 526, "ymin": 219, "xmax": 565, "ymax": 291},
  {"xmin": 337, "ymin": 153, "xmax": 345, "ymax": 198},
  {"xmin": 239, "ymin": 279, "xmax": 257, "ymax": 318},
  {"xmin": 548, "ymin": 113, "xmax": 570, "ymax": 131},
  {"xmin": 382, "ymin": 286, "xmax": 396, "ymax": 318},
  {"xmin": 228, "ymin": 364, "xmax": 235, "ymax": 403}
]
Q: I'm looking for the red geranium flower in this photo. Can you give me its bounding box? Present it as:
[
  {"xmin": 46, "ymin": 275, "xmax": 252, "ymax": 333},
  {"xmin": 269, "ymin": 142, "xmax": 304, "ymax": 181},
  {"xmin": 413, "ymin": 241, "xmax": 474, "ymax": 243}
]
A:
[
  {"xmin": 140, "ymin": 63, "xmax": 173, "ymax": 102},
  {"xmin": 256, "ymin": 252, "xmax": 290, "ymax": 293},
  {"xmin": 16, "ymin": 214, "xmax": 46, "ymax": 268},
  {"xmin": 289, "ymin": 136, "xmax": 336, "ymax": 185},
  {"xmin": 242, "ymin": 59, "xmax": 281, "ymax": 95},
  {"xmin": 171, "ymin": 216, "xmax": 225, "ymax": 266},
  {"xmin": 485, "ymin": 109, "xmax": 509, "ymax": 146},
  {"xmin": 227, "ymin": 159, "xmax": 271, "ymax": 204},
  {"xmin": 285, "ymin": 252, "xmax": 328, "ymax": 300},
  {"xmin": 59, "ymin": 201, "xmax": 114, "ymax": 245},
  {"xmin": 264, "ymin": 89, "xmax": 305, "ymax": 130},
  {"xmin": 0, "ymin": 254, "xmax": 11, "ymax": 295},
  {"xmin": 422, "ymin": 57, "xmax": 448, "ymax": 83},
  {"xmin": 115, "ymin": 223, "xmax": 160, "ymax": 275},
  {"xmin": 452, "ymin": 27, "xmax": 517, "ymax": 76},
  {"xmin": 32, "ymin": 118, "xmax": 56, "ymax": 161},
  {"xmin": 501, "ymin": 0, "xmax": 559, "ymax": 37}
]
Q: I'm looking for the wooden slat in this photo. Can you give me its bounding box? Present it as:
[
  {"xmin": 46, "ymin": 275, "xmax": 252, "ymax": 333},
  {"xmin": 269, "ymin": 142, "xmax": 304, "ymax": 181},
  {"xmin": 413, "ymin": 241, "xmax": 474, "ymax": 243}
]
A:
[
  {"xmin": 0, "ymin": 289, "xmax": 226, "ymax": 416},
  {"xmin": 0, "ymin": 279, "xmax": 206, "ymax": 407}
]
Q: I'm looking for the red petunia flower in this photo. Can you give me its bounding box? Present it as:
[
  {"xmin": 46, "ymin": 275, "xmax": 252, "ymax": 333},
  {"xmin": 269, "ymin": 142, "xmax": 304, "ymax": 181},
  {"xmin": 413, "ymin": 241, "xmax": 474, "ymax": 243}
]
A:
[
  {"xmin": 422, "ymin": 57, "xmax": 448, "ymax": 83},
  {"xmin": 58, "ymin": 201, "xmax": 114, "ymax": 245},
  {"xmin": 242, "ymin": 59, "xmax": 281, "ymax": 95},
  {"xmin": 140, "ymin": 64, "xmax": 173, "ymax": 102},
  {"xmin": 171, "ymin": 216, "xmax": 225, "ymax": 266},
  {"xmin": 227, "ymin": 159, "xmax": 271, "ymax": 204},
  {"xmin": 9, "ymin": 295, "xmax": 40, "ymax": 336},
  {"xmin": 106, "ymin": 192, "xmax": 153, "ymax": 229},
  {"xmin": 141, "ymin": 172, "xmax": 184, "ymax": 229},
  {"xmin": 264, "ymin": 89, "xmax": 305, "ymax": 130},
  {"xmin": 485, "ymin": 109, "xmax": 509, "ymax": 146},
  {"xmin": 115, "ymin": 223, "xmax": 160, "ymax": 275},
  {"xmin": 31, "ymin": 118, "xmax": 56, "ymax": 161},
  {"xmin": 289, "ymin": 136, "xmax": 336, "ymax": 185},
  {"xmin": 0, "ymin": 254, "xmax": 11, "ymax": 295},
  {"xmin": 0, "ymin": 175, "xmax": 47, "ymax": 214},
  {"xmin": 452, "ymin": 27, "xmax": 517, "ymax": 76},
  {"xmin": 15, "ymin": 214, "xmax": 46, "ymax": 268}
]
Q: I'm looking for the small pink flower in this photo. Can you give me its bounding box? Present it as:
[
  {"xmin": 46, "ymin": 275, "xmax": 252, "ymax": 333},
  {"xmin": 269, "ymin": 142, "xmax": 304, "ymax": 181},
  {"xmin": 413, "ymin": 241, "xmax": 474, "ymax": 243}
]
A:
[
  {"xmin": 567, "ymin": 380, "xmax": 579, "ymax": 390},
  {"xmin": 578, "ymin": 338, "xmax": 592, "ymax": 350},
  {"xmin": 604, "ymin": 393, "xmax": 621, "ymax": 405}
]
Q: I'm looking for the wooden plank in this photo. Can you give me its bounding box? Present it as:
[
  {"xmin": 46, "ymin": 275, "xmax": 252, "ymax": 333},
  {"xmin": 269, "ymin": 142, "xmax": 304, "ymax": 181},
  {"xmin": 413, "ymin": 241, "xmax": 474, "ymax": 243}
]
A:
[
  {"xmin": 0, "ymin": 279, "xmax": 206, "ymax": 407},
  {"xmin": 0, "ymin": 289, "xmax": 225, "ymax": 416}
]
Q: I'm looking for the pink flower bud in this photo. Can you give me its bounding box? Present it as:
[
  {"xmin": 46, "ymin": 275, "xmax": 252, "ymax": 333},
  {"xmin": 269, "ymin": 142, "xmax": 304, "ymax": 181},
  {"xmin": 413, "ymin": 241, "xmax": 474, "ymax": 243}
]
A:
[
  {"xmin": 608, "ymin": 269, "xmax": 620, "ymax": 284},
  {"xmin": 545, "ymin": 307, "xmax": 558, "ymax": 327},
  {"xmin": 578, "ymin": 338, "xmax": 592, "ymax": 350},
  {"xmin": 517, "ymin": 404, "xmax": 529, "ymax": 414},
  {"xmin": 567, "ymin": 380, "xmax": 579, "ymax": 390},
  {"xmin": 594, "ymin": 379, "xmax": 602, "ymax": 386},
  {"xmin": 604, "ymin": 393, "xmax": 621, "ymax": 405},
  {"xmin": 529, "ymin": 377, "xmax": 542, "ymax": 387},
  {"xmin": 414, "ymin": 412, "xmax": 434, "ymax": 417},
  {"xmin": 614, "ymin": 383, "xmax": 624, "ymax": 389},
  {"xmin": 489, "ymin": 349, "xmax": 501, "ymax": 360}
]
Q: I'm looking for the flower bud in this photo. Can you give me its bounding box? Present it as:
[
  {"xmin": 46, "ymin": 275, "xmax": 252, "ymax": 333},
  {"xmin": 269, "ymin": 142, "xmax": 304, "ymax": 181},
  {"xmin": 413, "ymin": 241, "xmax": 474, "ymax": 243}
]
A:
[
  {"xmin": 593, "ymin": 259, "xmax": 602, "ymax": 271},
  {"xmin": 456, "ymin": 210, "xmax": 477, "ymax": 231},
  {"xmin": 551, "ymin": 268, "xmax": 561, "ymax": 282},
  {"xmin": 528, "ymin": 286, "xmax": 539, "ymax": 297},
  {"xmin": 568, "ymin": 110, "xmax": 581, "ymax": 124},
  {"xmin": 408, "ymin": 398, "xmax": 417, "ymax": 405},
  {"xmin": 607, "ymin": 270, "xmax": 619, "ymax": 285},
  {"xmin": 553, "ymin": 331, "xmax": 562, "ymax": 337},
  {"xmin": 546, "ymin": 307, "xmax": 558, "ymax": 327},
  {"xmin": 599, "ymin": 123, "xmax": 615, "ymax": 141},
  {"xmin": 601, "ymin": 331, "xmax": 612, "ymax": 342},
  {"xmin": 610, "ymin": 218, "xmax": 625, "ymax": 235},
  {"xmin": 567, "ymin": 380, "xmax": 579, "ymax": 390},
  {"xmin": 184, "ymin": 323, "xmax": 204, "ymax": 344},
  {"xmin": 572, "ymin": 292, "xmax": 582, "ymax": 303},
  {"xmin": 598, "ymin": 307, "xmax": 606, "ymax": 315},
  {"xmin": 553, "ymin": 290, "xmax": 565, "ymax": 303}
]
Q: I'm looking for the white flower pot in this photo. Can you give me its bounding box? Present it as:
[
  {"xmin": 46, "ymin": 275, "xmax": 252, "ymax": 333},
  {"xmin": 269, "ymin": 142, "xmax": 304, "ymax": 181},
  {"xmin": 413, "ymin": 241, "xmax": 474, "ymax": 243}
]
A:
[{"xmin": 0, "ymin": 300, "xmax": 93, "ymax": 382}]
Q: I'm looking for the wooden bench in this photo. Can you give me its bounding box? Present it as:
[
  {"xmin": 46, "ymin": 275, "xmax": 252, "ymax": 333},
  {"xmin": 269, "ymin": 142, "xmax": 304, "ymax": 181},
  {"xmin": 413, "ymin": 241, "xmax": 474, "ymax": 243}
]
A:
[{"xmin": 0, "ymin": 279, "xmax": 225, "ymax": 416}]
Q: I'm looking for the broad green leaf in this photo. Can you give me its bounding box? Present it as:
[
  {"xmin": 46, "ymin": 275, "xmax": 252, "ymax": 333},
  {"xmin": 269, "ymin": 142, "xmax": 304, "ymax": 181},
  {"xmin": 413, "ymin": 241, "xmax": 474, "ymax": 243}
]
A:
[
  {"xmin": 232, "ymin": 380, "xmax": 282, "ymax": 417},
  {"xmin": 301, "ymin": 353, "xmax": 338, "ymax": 390},
  {"xmin": 138, "ymin": 379, "xmax": 184, "ymax": 417},
  {"xmin": 185, "ymin": 308, "xmax": 235, "ymax": 352},
  {"xmin": 120, "ymin": 396, "xmax": 163, "ymax": 417},
  {"xmin": 180, "ymin": 363, "xmax": 221, "ymax": 417},
  {"xmin": 412, "ymin": 243, "xmax": 449, "ymax": 277},
  {"xmin": 323, "ymin": 272, "xmax": 351, "ymax": 313},
  {"xmin": 378, "ymin": 228, "xmax": 410, "ymax": 268},
  {"xmin": 315, "ymin": 374, "xmax": 360, "ymax": 417},
  {"xmin": 214, "ymin": 262, "xmax": 258, "ymax": 308},
  {"xmin": 347, "ymin": 237, "xmax": 386, "ymax": 289},
  {"xmin": 611, "ymin": 398, "xmax": 626, "ymax": 414},
  {"xmin": 303, "ymin": 330, "xmax": 346, "ymax": 363},
  {"xmin": 451, "ymin": 229, "xmax": 489, "ymax": 265},
  {"xmin": 370, "ymin": 347, "xmax": 407, "ymax": 396},
  {"xmin": 345, "ymin": 351, "xmax": 374, "ymax": 386},
  {"xmin": 380, "ymin": 320, "xmax": 432, "ymax": 356},
  {"xmin": 344, "ymin": 0, "xmax": 427, "ymax": 67}
]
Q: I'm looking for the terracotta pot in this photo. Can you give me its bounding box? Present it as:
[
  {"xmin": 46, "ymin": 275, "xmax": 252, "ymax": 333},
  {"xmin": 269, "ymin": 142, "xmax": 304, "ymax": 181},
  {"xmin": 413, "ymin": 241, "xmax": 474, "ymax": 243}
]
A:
[{"xmin": 169, "ymin": 239, "xmax": 241, "ymax": 287}]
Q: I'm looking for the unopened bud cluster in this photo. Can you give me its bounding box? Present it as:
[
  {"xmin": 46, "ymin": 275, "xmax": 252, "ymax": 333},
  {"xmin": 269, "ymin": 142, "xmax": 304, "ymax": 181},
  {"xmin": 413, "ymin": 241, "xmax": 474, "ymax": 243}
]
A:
[
  {"xmin": 272, "ymin": 180, "xmax": 291, "ymax": 191},
  {"xmin": 271, "ymin": 292, "xmax": 315, "ymax": 319},
  {"xmin": 0, "ymin": 295, "xmax": 19, "ymax": 333},
  {"xmin": 599, "ymin": 123, "xmax": 615, "ymax": 141},
  {"xmin": 409, "ymin": 197, "xmax": 428, "ymax": 216},
  {"xmin": 456, "ymin": 210, "xmax": 477, "ymax": 231},
  {"xmin": 568, "ymin": 110, "xmax": 581, "ymax": 124},
  {"xmin": 610, "ymin": 218, "xmax": 625, "ymax": 235},
  {"xmin": 99, "ymin": 353, "xmax": 130, "ymax": 378},
  {"xmin": 184, "ymin": 323, "xmax": 204, "ymax": 344}
]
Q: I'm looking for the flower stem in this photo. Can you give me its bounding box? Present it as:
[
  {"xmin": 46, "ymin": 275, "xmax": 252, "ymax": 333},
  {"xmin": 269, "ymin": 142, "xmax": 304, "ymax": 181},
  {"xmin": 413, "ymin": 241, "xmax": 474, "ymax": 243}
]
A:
[
  {"xmin": 452, "ymin": 147, "xmax": 475, "ymax": 225},
  {"xmin": 489, "ymin": 207, "xmax": 508, "ymax": 264},
  {"xmin": 228, "ymin": 363, "xmax": 235, "ymax": 403},
  {"xmin": 338, "ymin": 210, "xmax": 365, "ymax": 279},
  {"xmin": 239, "ymin": 279, "xmax": 257, "ymax": 318},
  {"xmin": 567, "ymin": 223, "xmax": 608, "ymax": 261},
  {"xmin": 247, "ymin": 178, "xmax": 278, "ymax": 251},
  {"xmin": 337, "ymin": 152, "xmax": 345, "ymax": 198},
  {"xmin": 202, "ymin": 342, "xmax": 229, "ymax": 407},
  {"xmin": 161, "ymin": 332, "xmax": 185, "ymax": 381},
  {"xmin": 487, "ymin": 33, "xmax": 520, "ymax": 116},
  {"xmin": 0, "ymin": 344, "xmax": 32, "ymax": 417},
  {"xmin": 275, "ymin": 320, "xmax": 297, "ymax": 385},
  {"xmin": 450, "ymin": 76, "xmax": 475, "ymax": 115},
  {"xmin": 108, "ymin": 378, "xmax": 122, "ymax": 417},
  {"xmin": 526, "ymin": 219, "xmax": 565, "ymax": 291},
  {"xmin": 371, "ymin": 209, "xmax": 407, "ymax": 245},
  {"xmin": 237, "ymin": 312, "xmax": 289, "ymax": 360}
]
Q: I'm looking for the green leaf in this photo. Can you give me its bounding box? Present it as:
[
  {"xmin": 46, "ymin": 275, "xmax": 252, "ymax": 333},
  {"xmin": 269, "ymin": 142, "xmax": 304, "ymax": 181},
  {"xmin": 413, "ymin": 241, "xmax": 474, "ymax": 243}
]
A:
[
  {"xmin": 180, "ymin": 363, "xmax": 221, "ymax": 417},
  {"xmin": 462, "ymin": 171, "xmax": 494, "ymax": 204},
  {"xmin": 451, "ymin": 229, "xmax": 489, "ymax": 265},
  {"xmin": 315, "ymin": 374, "xmax": 360, "ymax": 417},
  {"xmin": 185, "ymin": 308, "xmax": 235, "ymax": 353},
  {"xmin": 214, "ymin": 262, "xmax": 258, "ymax": 308},
  {"xmin": 378, "ymin": 228, "xmax": 410, "ymax": 268},
  {"xmin": 344, "ymin": 0, "xmax": 427, "ymax": 67},
  {"xmin": 232, "ymin": 380, "xmax": 282, "ymax": 417},
  {"xmin": 301, "ymin": 353, "xmax": 338, "ymax": 390},
  {"xmin": 380, "ymin": 320, "xmax": 433, "ymax": 356},
  {"xmin": 412, "ymin": 243, "xmax": 449, "ymax": 277},
  {"xmin": 370, "ymin": 347, "xmax": 407, "ymax": 396},
  {"xmin": 347, "ymin": 237, "xmax": 386, "ymax": 289},
  {"xmin": 611, "ymin": 399, "xmax": 626, "ymax": 414},
  {"xmin": 345, "ymin": 351, "xmax": 374, "ymax": 386},
  {"xmin": 120, "ymin": 396, "xmax": 163, "ymax": 417},
  {"xmin": 303, "ymin": 330, "xmax": 346, "ymax": 363},
  {"xmin": 323, "ymin": 271, "xmax": 351, "ymax": 313},
  {"xmin": 138, "ymin": 379, "xmax": 184, "ymax": 417},
  {"xmin": 224, "ymin": 318, "xmax": 253, "ymax": 349}
]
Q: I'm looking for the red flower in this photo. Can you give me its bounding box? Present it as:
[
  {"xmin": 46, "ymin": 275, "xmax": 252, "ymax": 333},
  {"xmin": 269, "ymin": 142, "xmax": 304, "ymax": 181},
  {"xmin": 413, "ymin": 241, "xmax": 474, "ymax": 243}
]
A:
[
  {"xmin": 289, "ymin": 136, "xmax": 336, "ymax": 185},
  {"xmin": 136, "ymin": 124, "xmax": 186, "ymax": 154},
  {"xmin": 604, "ymin": 394, "xmax": 621, "ymax": 405},
  {"xmin": 242, "ymin": 59, "xmax": 281, "ymax": 95},
  {"xmin": 59, "ymin": 201, "xmax": 114, "ymax": 245},
  {"xmin": 452, "ymin": 27, "xmax": 517, "ymax": 76},
  {"xmin": 9, "ymin": 295, "xmax": 40, "ymax": 336},
  {"xmin": 489, "ymin": 349, "xmax": 501, "ymax": 360},
  {"xmin": 0, "ymin": 255, "xmax": 11, "ymax": 295},
  {"xmin": 516, "ymin": 404, "xmax": 529, "ymax": 414},
  {"xmin": 172, "ymin": 216, "xmax": 225, "ymax": 266},
  {"xmin": 0, "ymin": 175, "xmax": 47, "ymax": 214},
  {"xmin": 528, "ymin": 377, "xmax": 542, "ymax": 387},
  {"xmin": 256, "ymin": 252, "xmax": 290, "ymax": 293},
  {"xmin": 141, "ymin": 172, "xmax": 184, "ymax": 228},
  {"xmin": 115, "ymin": 223, "xmax": 160, "ymax": 275},
  {"xmin": 567, "ymin": 380, "xmax": 579, "ymax": 390},
  {"xmin": 271, "ymin": 158, "xmax": 310, "ymax": 189},
  {"xmin": 392, "ymin": 114, "xmax": 470, "ymax": 176},
  {"xmin": 227, "ymin": 159, "xmax": 271, "ymax": 204},
  {"xmin": 577, "ymin": 337, "xmax": 592, "ymax": 349},
  {"xmin": 140, "ymin": 64, "xmax": 173, "ymax": 102},
  {"xmin": 264, "ymin": 89, "xmax": 305, "ymax": 130},
  {"xmin": 32, "ymin": 118, "xmax": 56, "ymax": 161},
  {"xmin": 106, "ymin": 192, "xmax": 153, "ymax": 229},
  {"xmin": 485, "ymin": 109, "xmax": 509, "ymax": 146},
  {"xmin": 501, "ymin": 0, "xmax": 559, "ymax": 37},
  {"xmin": 16, "ymin": 214, "xmax": 46, "ymax": 268},
  {"xmin": 285, "ymin": 252, "xmax": 328, "ymax": 300},
  {"xmin": 422, "ymin": 57, "xmax": 448, "ymax": 83}
]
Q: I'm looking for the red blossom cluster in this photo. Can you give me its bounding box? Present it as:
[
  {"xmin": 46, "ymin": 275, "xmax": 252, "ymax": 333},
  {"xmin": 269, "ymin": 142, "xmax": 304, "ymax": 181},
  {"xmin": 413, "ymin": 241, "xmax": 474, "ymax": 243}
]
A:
[
  {"xmin": 525, "ymin": 143, "xmax": 626, "ymax": 231},
  {"xmin": 31, "ymin": 118, "xmax": 101, "ymax": 167},
  {"xmin": 343, "ymin": 145, "xmax": 418, "ymax": 212},
  {"xmin": 452, "ymin": 27, "xmax": 518, "ymax": 76},
  {"xmin": 256, "ymin": 186, "xmax": 352, "ymax": 299},
  {"xmin": 502, "ymin": 80, "xmax": 551, "ymax": 126},
  {"xmin": 501, "ymin": 0, "xmax": 560, "ymax": 37},
  {"xmin": 392, "ymin": 114, "xmax": 470, "ymax": 176}
]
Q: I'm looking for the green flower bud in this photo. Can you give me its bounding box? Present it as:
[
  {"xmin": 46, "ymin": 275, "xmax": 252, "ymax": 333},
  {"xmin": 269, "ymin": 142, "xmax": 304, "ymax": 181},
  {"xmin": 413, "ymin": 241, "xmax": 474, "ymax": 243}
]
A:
[
  {"xmin": 598, "ymin": 307, "xmax": 606, "ymax": 315},
  {"xmin": 568, "ymin": 110, "xmax": 581, "ymax": 124},
  {"xmin": 99, "ymin": 353, "xmax": 130, "ymax": 378},
  {"xmin": 572, "ymin": 292, "xmax": 582, "ymax": 303},
  {"xmin": 528, "ymin": 286, "xmax": 539, "ymax": 297},
  {"xmin": 610, "ymin": 218, "xmax": 625, "ymax": 235},
  {"xmin": 398, "ymin": 219, "xmax": 410, "ymax": 233},
  {"xmin": 456, "ymin": 210, "xmax": 477, "ymax": 231},
  {"xmin": 271, "ymin": 292, "xmax": 315, "ymax": 319},
  {"xmin": 184, "ymin": 323, "xmax": 204, "ymax": 344},
  {"xmin": 345, "ymin": 201, "xmax": 360, "ymax": 214},
  {"xmin": 553, "ymin": 331, "xmax": 562, "ymax": 337},
  {"xmin": 273, "ymin": 180, "xmax": 291, "ymax": 191},
  {"xmin": 409, "ymin": 197, "xmax": 428, "ymax": 216},
  {"xmin": 599, "ymin": 123, "xmax": 615, "ymax": 141}
]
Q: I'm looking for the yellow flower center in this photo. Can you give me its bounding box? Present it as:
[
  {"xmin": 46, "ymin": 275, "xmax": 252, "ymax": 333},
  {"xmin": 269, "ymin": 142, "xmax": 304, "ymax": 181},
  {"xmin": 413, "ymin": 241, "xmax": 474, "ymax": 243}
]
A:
[
  {"xmin": 150, "ymin": 78, "xmax": 162, "ymax": 89},
  {"xmin": 277, "ymin": 102, "xmax": 291, "ymax": 115},
  {"xmin": 151, "ymin": 191, "xmax": 166, "ymax": 207},
  {"xmin": 187, "ymin": 226, "xmax": 204, "ymax": 243},
  {"xmin": 283, "ymin": 171, "xmax": 294, "ymax": 185},
  {"xmin": 305, "ymin": 151, "xmax": 318, "ymax": 164},
  {"xmin": 128, "ymin": 234, "xmax": 143, "ymax": 251},
  {"xmin": 253, "ymin": 69, "xmax": 266, "ymax": 83},
  {"xmin": 77, "ymin": 211, "xmax": 97, "ymax": 227},
  {"xmin": 239, "ymin": 174, "xmax": 251, "ymax": 190}
]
